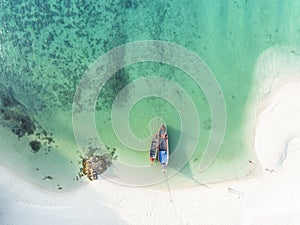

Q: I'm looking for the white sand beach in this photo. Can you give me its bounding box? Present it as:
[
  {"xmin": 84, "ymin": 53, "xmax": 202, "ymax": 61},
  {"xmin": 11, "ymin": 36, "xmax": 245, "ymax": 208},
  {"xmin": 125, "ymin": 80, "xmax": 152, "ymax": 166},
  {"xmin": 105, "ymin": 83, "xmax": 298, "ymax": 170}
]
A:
[{"xmin": 1, "ymin": 47, "xmax": 300, "ymax": 225}]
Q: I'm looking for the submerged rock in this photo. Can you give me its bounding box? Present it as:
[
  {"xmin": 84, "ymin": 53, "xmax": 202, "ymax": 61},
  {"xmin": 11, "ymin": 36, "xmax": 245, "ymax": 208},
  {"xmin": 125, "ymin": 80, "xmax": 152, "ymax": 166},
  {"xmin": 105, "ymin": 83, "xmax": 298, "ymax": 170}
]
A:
[{"xmin": 82, "ymin": 154, "xmax": 112, "ymax": 181}]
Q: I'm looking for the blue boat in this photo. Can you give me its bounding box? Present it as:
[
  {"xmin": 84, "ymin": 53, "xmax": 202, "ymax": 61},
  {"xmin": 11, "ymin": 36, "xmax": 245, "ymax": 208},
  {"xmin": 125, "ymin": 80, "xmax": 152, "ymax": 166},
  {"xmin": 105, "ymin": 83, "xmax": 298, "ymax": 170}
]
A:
[{"xmin": 158, "ymin": 125, "xmax": 169, "ymax": 172}]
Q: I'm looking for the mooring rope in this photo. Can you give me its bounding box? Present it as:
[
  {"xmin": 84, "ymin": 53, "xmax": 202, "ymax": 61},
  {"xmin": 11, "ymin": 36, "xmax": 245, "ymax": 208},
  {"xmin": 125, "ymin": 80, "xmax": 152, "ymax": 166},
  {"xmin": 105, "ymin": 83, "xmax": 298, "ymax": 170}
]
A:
[{"xmin": 164, "ymin": 173, "xmax": 182, "ymax": 223}]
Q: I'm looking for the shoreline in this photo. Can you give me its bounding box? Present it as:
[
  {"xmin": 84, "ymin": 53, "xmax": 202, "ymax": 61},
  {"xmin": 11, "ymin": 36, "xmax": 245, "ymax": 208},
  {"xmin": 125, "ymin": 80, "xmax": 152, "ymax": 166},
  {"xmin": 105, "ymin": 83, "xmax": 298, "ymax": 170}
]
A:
[{"xmin": 2, "ymin": 80, "xmax": 300, "ymax": 224}]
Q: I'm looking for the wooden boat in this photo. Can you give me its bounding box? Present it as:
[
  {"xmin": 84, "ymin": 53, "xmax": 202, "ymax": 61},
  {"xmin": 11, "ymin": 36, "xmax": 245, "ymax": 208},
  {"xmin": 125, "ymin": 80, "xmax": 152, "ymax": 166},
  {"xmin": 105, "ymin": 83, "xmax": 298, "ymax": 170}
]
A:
[
  {"xmin": 158, "ymin": 124, "xmax": 169, "ymax": 172},
  {"xmin": 149, "ymin": 134, "xmax": 159, "ymax": 165}
]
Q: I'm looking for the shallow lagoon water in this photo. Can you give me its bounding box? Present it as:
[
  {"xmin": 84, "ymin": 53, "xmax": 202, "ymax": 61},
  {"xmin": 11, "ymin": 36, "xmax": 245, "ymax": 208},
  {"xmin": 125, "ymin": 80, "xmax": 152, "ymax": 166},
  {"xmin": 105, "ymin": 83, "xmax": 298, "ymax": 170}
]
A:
[{"xmin": 1, "ymin": 0, "xmax": 300, "ymax": 190}]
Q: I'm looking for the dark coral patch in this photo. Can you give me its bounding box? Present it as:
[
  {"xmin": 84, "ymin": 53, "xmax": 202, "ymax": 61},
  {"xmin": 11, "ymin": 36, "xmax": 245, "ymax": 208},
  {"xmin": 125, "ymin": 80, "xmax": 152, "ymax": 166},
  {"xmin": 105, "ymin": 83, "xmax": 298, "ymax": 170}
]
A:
[{"xmin": 29, "ymin": 140, "xmax": 41, "ymax": 152}]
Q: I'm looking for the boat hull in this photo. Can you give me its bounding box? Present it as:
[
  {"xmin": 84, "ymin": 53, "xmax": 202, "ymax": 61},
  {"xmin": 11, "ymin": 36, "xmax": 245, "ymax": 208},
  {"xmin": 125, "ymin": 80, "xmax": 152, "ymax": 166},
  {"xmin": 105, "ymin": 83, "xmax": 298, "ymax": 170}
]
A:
[
  {"xmin": 149, "ymin": 135, "xmax": 158, "ymax": 163},
  {"xmin": 158, "ymin": 125, "xmax": 169, "ymax": 170}
]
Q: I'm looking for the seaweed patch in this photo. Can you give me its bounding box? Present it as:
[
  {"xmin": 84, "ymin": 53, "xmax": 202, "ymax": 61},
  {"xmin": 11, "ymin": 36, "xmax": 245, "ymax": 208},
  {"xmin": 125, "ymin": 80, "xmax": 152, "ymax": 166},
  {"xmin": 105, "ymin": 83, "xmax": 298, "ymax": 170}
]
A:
[{"xmin": 42, "ymin": 175, "xmax": 53, "ymax": 180}]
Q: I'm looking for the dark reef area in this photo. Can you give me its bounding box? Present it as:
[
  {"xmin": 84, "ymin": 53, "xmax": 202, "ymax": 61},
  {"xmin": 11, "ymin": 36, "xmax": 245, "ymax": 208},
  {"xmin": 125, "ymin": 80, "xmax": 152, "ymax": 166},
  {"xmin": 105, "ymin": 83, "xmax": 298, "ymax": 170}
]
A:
[{"xmin": 0, "ymin": 82, "xmax": 54, "ymax": 153}]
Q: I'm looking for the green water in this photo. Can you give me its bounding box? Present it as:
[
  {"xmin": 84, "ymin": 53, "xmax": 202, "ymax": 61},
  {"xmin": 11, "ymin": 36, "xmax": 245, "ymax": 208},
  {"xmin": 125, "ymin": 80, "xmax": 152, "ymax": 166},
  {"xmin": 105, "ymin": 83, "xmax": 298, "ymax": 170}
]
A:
[{"xmin": 1, "ymin": 0, "xmax": 300, "ymax": 190}]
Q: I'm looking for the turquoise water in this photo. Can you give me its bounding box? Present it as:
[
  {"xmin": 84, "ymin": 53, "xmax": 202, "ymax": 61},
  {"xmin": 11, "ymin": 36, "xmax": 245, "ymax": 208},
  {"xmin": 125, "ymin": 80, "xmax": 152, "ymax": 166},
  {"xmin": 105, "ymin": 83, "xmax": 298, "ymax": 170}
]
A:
[{"xmin": 1, "ymin": 0, "xmax": 300, "ymax": 190}]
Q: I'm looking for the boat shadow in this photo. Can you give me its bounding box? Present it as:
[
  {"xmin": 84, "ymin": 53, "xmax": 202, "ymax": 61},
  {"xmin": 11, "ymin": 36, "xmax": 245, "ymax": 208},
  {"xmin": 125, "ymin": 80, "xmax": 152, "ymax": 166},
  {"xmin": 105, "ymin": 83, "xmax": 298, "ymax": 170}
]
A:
[{"xmin": 167, "ymin": 126, "xmax": 210, "ymax": 189}]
